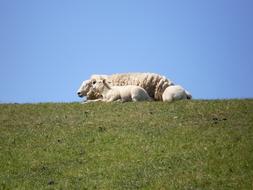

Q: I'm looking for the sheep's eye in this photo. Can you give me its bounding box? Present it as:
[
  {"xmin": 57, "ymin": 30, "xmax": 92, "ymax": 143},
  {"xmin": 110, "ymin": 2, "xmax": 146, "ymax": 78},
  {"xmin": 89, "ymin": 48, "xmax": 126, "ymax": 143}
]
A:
[{"xmin": 92, "ymin": 81, "xmax": 96, "ymax": 85}]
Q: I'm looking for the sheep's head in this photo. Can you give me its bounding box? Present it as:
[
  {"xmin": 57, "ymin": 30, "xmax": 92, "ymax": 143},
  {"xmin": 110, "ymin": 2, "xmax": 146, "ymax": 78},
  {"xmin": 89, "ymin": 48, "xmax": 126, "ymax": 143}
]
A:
[
  {"xmin": 77, "ymin": 80, "xmax": 93, "ymax": 98},
  {"xmin": 77, "ymin": 74, "xmax": 109, "ymax": 100},
  {"xmin": 92, "ymin": 79, "xmax": 109, "ymax": 93},
  {"xmin": 77, "ymin": 79, "xmax": 103, "ymax": 100}
]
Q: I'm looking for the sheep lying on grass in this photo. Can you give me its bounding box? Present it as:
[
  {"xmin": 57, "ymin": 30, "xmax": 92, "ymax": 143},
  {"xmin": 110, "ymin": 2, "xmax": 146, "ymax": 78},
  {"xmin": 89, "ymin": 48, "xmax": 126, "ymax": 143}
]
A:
[
  {"xmin": 162, "ymin": 85, "xmax": 192, "ymax": 102},
  {"xmin": 77, "ymin": 80, "xmax": 102, "ymax": 100},
  {"xmin": 77, "ymin": 72, "xmax": 173, "ymax": 101},
  {"xmin": 91, "ymin": 79, "xmax": 151, "ymax": 102}
]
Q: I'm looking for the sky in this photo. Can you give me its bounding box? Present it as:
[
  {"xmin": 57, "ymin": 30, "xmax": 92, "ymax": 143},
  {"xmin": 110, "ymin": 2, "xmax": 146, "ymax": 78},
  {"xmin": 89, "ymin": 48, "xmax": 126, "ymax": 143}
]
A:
[{"xmin": 0, "ymin": 0, "xmax": 253, "ymax": 103}]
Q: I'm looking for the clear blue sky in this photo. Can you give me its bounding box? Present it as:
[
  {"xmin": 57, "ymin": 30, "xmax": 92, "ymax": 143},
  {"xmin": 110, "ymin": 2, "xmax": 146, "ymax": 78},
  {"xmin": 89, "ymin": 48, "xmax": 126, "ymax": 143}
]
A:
[{"xmin": 0, "ymin": 0, "xmax": 253, "ymax": 103}]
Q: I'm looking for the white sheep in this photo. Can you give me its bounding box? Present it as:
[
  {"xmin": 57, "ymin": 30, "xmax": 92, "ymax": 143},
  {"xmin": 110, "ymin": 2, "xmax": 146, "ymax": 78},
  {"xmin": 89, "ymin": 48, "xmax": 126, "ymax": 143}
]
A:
[
  {"xmin": 77, "ymin": 80, "xmax": 102, "ymax": 100},
  {"xmin": 77, "ymin": 72, "xmax": 174, "ymax": 101},
  {"xmin": 162, "ymin": 85, "xmax": 192, "ymax": 102},
  {"xmin": 92, "ymin": 79, "xmax": 151, "ymax": 102}
]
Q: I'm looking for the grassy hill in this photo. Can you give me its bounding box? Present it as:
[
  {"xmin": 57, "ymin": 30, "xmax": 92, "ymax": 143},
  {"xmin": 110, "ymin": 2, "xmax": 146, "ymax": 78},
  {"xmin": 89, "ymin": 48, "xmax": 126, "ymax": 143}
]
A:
[{"xmin": 0, "ymin": 100, "xmax": 253, "ymax": 189}]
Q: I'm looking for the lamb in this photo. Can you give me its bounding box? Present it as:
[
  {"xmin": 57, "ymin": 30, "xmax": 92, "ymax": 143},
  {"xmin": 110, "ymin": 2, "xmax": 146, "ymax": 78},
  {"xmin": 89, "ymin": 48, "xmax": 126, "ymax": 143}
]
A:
[
  {"xmin": 77, "ymin": 72, "xmax": 174, "ymax": 101},
  {"xmin": 162, "ymin": 85, "xmax": 192, "ymax": 102},
  {"xmin": 92, "ymin": 79, "xmax": 151, "ymax": 102}
]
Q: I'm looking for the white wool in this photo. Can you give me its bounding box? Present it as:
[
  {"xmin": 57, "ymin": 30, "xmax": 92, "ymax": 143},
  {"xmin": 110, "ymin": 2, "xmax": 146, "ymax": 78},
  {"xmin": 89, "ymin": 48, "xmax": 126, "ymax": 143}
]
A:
[
  {"xmin": 162, "ymin": 85, "xmax": 192, "ymax": 102},
  {"xmin": 87, "ymin": 72, "xmax": 173, "ymax": 100},
  {"xmin": 93, "ymin": 79, "xmax": 151, "ymax": 102}
]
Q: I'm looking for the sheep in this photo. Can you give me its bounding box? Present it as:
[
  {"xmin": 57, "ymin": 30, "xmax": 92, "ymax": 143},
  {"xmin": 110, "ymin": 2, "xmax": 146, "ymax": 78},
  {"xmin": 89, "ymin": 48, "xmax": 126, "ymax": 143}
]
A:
[
  {"xmin": 162, "ymin": 85, "xmax": 192, "ymax": 102},
  {"xmin": 77, "ymin": 80, "xmax": 102, "ymax": 101},
  {"xmin": 77, "ymin": 72, "xmax": 174, "ymax": 101},
  {"xmin": 92, "ymin": 79, "xmax": 152, "ymax": 102}
]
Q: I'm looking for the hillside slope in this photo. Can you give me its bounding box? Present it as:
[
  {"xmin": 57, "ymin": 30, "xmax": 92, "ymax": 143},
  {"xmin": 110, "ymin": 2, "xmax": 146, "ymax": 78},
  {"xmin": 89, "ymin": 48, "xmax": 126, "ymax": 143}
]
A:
[{"xmin": 0, "ymin": 100, "xmax": 253, "ymax": 189}]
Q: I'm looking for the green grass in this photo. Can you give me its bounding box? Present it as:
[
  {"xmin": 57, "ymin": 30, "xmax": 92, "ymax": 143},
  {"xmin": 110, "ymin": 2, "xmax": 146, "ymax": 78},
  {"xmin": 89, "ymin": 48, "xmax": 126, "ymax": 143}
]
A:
[{"xmin": 0, "ymin": 100, "xmax": 253, "ymax": 189}]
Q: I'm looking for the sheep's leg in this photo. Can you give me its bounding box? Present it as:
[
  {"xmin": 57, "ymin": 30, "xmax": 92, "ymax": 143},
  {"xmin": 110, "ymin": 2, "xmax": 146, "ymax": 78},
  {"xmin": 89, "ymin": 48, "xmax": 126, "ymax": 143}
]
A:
[
  {"xmin": 82, "ymin": 98, "xmax": 103, "ymax": 104},
  {"xmin": 106, "ymin": 99, "xmax": 116, "ymax": 102},
  {"xmin": 105, "ymin": 94, "xmax": 122, "ymax": 102},
  {"xmin": 105, "ymin": 97, "xmax": 118, "ymax": 102}
]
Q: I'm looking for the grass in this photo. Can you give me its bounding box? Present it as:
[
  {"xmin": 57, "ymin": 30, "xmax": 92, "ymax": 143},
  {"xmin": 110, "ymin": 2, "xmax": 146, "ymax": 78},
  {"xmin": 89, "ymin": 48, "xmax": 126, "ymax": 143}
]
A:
[{"xmin": 0, "ymin": 99, "xmax": 253, "ymax": 189}]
